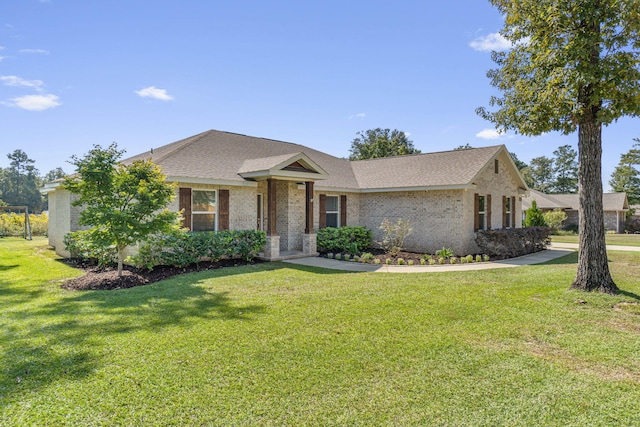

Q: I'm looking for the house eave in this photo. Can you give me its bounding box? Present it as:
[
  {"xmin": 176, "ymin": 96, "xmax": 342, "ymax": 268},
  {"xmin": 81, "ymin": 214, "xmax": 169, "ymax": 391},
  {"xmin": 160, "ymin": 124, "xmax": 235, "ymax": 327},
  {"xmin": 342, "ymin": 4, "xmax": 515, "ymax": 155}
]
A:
[
  {"xmin": 166, "ymin": 176, "xmax": 258, "ymax": 187},
  {"xmin": 239, "ymin": 170, "xmax": 329, "ymax": 182}
]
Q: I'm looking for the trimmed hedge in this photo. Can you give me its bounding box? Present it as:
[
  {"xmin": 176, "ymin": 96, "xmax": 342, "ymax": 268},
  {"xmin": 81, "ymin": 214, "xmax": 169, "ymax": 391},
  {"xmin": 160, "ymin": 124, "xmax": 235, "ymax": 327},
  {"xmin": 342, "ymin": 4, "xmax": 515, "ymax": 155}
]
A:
[
  {"xmin": 64, "ymin": 229, "xmax": 118, "ymax": 268},
  {"xmin": 317, "ymin": 226, "xmax": 373, "ymax": 254},
  {"xmin": 475, "ymin": 227, "xmax": 551, "ymax": 259},
  {"xmin": 64, "ymin": 228, "xmax": 267, "ymax": 270},
  {"xmin": 133, "ymin": 229, "xmax": 267, "ymax": 270}
]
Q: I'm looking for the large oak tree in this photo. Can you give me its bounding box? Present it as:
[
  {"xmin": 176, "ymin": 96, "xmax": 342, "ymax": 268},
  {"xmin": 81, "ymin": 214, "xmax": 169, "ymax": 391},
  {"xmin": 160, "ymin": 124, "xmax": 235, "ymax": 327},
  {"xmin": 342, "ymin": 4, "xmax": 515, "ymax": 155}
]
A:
[{"xmin": 477, "ymin": 0, "xmax": 640, "ymax": 293}]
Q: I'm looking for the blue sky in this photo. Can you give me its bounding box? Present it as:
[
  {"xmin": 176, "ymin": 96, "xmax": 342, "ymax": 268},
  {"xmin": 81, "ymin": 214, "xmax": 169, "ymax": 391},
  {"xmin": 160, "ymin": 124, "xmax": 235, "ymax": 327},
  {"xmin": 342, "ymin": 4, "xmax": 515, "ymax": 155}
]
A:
[{"xmin": 1, "ymin": 0, "xmax": 638, "ymax": 189}]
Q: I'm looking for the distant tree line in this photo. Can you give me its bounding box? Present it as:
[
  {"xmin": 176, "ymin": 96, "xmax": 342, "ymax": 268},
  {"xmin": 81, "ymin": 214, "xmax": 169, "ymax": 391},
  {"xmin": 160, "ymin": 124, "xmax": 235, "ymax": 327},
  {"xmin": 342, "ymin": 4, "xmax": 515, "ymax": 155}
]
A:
[{"xmin": 0, "ymin": 149, "xmax": 66, "ymax": 212}]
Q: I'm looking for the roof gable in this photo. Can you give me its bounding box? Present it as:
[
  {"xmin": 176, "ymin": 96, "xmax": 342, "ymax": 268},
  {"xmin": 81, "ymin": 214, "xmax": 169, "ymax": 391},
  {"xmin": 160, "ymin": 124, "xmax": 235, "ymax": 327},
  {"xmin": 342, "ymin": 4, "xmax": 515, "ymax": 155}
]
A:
[{"xmin": 238, "ymin": 152, "xmax": 329, "ymax": 181}]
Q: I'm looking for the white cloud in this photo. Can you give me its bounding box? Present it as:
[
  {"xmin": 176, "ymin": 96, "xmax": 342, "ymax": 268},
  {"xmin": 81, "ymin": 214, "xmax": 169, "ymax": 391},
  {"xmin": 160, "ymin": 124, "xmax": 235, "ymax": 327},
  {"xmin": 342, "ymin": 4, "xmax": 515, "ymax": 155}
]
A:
[
  {"xmin": 135, "ymin": 86, "xmax": 174, "ymax": 101},
  {"xmin": 348, "ymin": 112, "xmax": 366, "ymax": 119},
  {"xmin": 476, "ymin": 128, "xmax": 508, "ymax": 140},
  {"xmin": 6, "ymin": 94, "xmax": 61, "ymax": 111},
  {"xmin": 19, "ymin": 48, "xmax": 50, "ymax": 55},
  {"xmin": 1, "ymin": 75, "xmax": 45, "ymax": 91},
  {"xmin": 470, "ymin": 33, "xmax": 511, "ymax": 52}
]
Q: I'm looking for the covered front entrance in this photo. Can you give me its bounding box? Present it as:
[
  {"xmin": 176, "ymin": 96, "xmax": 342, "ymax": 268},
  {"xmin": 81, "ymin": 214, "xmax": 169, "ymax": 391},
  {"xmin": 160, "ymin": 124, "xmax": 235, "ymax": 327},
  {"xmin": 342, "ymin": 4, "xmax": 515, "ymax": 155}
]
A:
[{"xmin": 238, "ymin": 152, "xmax": 328, "ymax": 260}]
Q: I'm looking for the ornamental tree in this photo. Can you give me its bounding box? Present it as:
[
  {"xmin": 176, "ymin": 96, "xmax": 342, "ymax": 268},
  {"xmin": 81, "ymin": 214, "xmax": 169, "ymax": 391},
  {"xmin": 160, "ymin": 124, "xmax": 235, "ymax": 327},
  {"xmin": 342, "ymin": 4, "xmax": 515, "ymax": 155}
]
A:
[
  {"xmin": 64, "ymin": 143, "xmax": 179, "ymax": 276},
  {"xmin": 477, "ymin": 0, "xmax": 640, "ymax": 293}
]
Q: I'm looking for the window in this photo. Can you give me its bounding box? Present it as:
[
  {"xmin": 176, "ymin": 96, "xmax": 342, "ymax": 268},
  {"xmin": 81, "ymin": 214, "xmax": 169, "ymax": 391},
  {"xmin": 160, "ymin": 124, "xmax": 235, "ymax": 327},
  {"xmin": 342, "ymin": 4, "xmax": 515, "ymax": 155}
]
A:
[
  {"xmin": 325, "ymin": 195, "xmax": 339, "ymax": 228},
  {"xmin": 192, "ymin": 190, "xmax": 216, "ymax": 231},
  {"xmin": 478, "ymin": 195, "xmax": 486, "ymax": 230},
  {"xmin": 495, "ymin": 159, "xmax": 499, "ymax": 174},
  {"xmin": 504, "ymin": 197, "xmax": 512, "ymax": 228}
]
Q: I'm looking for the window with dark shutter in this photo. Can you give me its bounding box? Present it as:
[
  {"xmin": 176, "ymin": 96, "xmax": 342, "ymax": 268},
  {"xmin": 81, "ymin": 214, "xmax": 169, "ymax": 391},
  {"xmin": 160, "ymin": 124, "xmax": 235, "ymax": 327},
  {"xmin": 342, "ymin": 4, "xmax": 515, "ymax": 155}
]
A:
[
  {"xmin": 319, "ymin": 194, "xmax": 327, "ymax": 228},
  {"xmin": 219, "ymin": 189, "xmax": 229, "ymax": 231},
  {"xmin": 179, "ymin": 188, "xmax": 192, "ymax": 230},
  {"xmin": 340, "ymin": 195, "xmax": 347, "ymax": 227},
  {"xmin": 487, "ymin": 194, "xmax": 492, "ymax": 229}
]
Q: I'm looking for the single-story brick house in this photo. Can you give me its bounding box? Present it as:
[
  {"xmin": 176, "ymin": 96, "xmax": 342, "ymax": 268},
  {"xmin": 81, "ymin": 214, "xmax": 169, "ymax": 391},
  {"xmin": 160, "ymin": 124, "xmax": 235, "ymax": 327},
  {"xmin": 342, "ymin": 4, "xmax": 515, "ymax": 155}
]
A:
[
  {"xmin": 522, "ymin": 189, "xmax": 629, "ymax": 233},
  {"xmin": 42, "ymin": 130, "xmax": 529, "ymax": 259}
]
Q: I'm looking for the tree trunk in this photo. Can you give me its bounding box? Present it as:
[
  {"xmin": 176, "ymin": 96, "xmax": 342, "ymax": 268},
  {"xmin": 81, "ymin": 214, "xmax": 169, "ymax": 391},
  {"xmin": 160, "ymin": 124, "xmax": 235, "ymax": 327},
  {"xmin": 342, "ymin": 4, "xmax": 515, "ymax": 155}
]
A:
[
  {"xmin": 571, "ymin": 118, "xmax": 618, "ymax": 293},
  {"xmin": 117, "ymin": 245, "xmax": 125, "ymax": 278}
]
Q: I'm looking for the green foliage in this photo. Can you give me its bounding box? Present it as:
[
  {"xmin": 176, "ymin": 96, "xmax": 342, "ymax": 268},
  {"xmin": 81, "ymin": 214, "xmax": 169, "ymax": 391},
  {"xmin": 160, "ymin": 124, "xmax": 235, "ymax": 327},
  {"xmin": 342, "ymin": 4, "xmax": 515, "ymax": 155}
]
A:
[
  {"xmin": 0, "ymin": 212, "xmax": 48, "ymax": 237},
  {"xmin": 475, "ymin": 227, "xmax": 551, "ymax": 259},
  {"xmin": 435, "ymin": 247, "xmax": 454, "ymax": 259},
  {"xmin": 1, "ymin": 149, "xmax": 44, "ymax": 212},
  {"xmin": 63, "ymin": 143, "xmax": 179, "ymax": 276},
  {"xmin": 610, "ymin": 140, "xmax": 640, "ymax": 205},
  {"xmin": 543, "ymin": 209, "xmax": 568, "ymax": 233},
  {"xmin": 316, "ymin": 226, "xmax": 373, "ymax": 254},
  {"xmin": 552, "ymin": 145, "xmax": 578, "ymax": 193},
  {"xmin": 63, "ymin": 230, "xmax": 118, "ymax": 268},
  {"xmin": 348, "ymin": 128, "xmax": 420, "ymax": 160},
  {"xmin": 524, "ymin": 200, "xmax": 546, "ymax": 227},
  {"xmin": 132, "ymin": 229, "xmax": 267, "ymax": 269},
  {"xmin": 378, "ymin": 218, "xmax": 412, "ymax": 257},
  {"xmin": 521, "ymin": 156, "xmax": 554, "ymax": 192}
]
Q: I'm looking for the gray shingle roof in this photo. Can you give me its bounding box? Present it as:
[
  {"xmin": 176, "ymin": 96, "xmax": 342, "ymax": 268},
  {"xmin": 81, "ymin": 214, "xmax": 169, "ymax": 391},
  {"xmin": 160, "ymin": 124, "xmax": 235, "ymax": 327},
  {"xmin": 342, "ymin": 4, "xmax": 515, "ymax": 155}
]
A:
[
  {"xmin": 123, "ymin": 130, "xmax": 522, "ymax": 191},
  {"xmin": 523, "ymin": 189, "xmax": 629, "ymax": 211}
]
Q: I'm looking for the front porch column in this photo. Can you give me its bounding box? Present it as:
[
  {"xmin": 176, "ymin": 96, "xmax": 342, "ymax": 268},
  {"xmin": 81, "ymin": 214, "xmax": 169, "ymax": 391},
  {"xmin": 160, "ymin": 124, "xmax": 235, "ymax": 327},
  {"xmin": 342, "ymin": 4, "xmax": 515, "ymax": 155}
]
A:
[
  {"xmin": 265, "ymin": 178, "xmax": 279, "ymax": 259},
  {"xmin": 267, "ymin": 178, "xmax": 277, "ymax": 236},
  {"xmin": 305, "ymin": 181, "xmax": 314, "ymax": 234},
  {"xmin": 303, "ymin": 181, "xmax": 318, "ymax": 255}
]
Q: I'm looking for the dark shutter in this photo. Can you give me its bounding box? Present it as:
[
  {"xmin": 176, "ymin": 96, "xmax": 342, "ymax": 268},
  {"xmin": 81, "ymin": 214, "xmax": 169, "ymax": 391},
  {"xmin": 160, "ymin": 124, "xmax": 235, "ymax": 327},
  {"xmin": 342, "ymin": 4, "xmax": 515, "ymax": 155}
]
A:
[
  {"xmin": 487, "ymin": 194, "xmax": 492, "ymax": 230},
  {"xmin": 340, "ymin": 195, "xmax": 347, "ymax": 227},
  {"xmin": 511, "ymin": 196, "xmax": 516, "ymax": 228},
  {"xmin": 474, "ymin": 193, "xmax": 479, "ymax": 232},
  {"xmin": 502, "ymin": 196, "xmax": 507, "ymax": 228},
  {"xmin": 319, "ymin": 194, "xmax": 326, "ymax": 228},
  {"xmin": 219, "ymin": 189, "xmax": 229, "ymax": 231},
  {"xmin": 179, "ymin": 187, "xmax": 192, "ymax": 230}
]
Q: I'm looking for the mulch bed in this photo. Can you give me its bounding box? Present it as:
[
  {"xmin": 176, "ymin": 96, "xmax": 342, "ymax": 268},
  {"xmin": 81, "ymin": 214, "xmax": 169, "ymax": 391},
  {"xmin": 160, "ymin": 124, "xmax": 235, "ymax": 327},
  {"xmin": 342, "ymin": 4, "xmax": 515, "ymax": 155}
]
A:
[{"xmin": 61, "ymin": 258, "xmax": 261, "ymax": 291}]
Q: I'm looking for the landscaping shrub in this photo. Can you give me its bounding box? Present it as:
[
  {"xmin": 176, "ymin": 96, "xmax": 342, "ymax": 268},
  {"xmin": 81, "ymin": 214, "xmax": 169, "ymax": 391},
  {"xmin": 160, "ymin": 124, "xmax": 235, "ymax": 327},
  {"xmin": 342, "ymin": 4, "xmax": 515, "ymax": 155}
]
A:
[
  {"xmin": 132, "ymin": 229, "xmax": 267, "ymax": 269},
  {"xmin": 316, "ymin": 226, "xmax": 373, "ymax": 254},
  {"xmin": 435, "ymin": 247, "xmax": 454, "ymax": 259},
  {"xmin": 475, "ymin": 227, "xmax": 551, "ymax": 259},
  {"xmin": 625, "ymin": 217, "xmax": 640, "ymax": 234},
  {"xmin": 542, "ymin": 209, "xmax": 567, "ymax": 233},
  {"xmin": 524, "ymin": 200, "xmax": 546, "ymax": 227},
  {"xmin": 379, "ymin": 218, "xmax": 412, "ymax": 257},
  {"xmin": 63, "ymin": 229, "xmax": 118, "ymax": 268}
]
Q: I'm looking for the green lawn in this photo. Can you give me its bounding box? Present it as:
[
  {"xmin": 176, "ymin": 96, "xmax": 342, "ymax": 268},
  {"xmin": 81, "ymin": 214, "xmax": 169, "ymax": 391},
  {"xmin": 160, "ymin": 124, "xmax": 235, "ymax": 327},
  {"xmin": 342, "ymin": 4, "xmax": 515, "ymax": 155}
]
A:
[
  {"xmin": 2, "ymin": 238, "xmax": 640, "ymax": 426},
  {"xmin": 552, "ymin": 233, "xmax": 640, "ymax": 247}
]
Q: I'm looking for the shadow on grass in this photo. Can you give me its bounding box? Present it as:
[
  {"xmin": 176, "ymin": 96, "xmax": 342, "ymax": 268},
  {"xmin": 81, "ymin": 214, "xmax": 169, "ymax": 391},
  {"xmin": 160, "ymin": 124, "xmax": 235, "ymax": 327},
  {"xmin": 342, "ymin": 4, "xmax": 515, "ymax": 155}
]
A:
[
  {"xmin": 0, "ymin": 264, "xmax": 18, "ymax": 271},
  {"xmin": 617, "ymin": 290, "xmax": 640, "ymax": 301},
  {"xmin": 0, "ymin": 263, "xmax": 270, "ymax": 411},
  {"xmin": 540, "ymin": 252, "xmax": 578, "ymax": 265}
]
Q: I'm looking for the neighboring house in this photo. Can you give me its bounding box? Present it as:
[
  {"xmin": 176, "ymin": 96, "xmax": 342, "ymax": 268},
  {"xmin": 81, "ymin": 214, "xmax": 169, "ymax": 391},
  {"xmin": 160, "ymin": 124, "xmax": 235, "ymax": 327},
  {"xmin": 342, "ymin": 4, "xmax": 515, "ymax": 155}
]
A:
[
  {"xmin": 522, "ymin": 189, "xmax": 629, "ymax": 233},
  {"xmin": 42, "ymin": 130, "xmax": 529, "ymax": 259}
]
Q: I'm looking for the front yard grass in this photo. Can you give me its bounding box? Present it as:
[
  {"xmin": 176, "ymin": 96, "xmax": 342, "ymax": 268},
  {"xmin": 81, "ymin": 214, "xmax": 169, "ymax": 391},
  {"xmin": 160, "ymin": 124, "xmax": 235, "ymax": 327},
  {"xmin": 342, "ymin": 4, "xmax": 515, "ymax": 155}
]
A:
[
  {"xmin": 2, "ymin": 237, "xmax": 640, "ymax": 426},
  {"xmin": 552, "ymin": 233, "xmax": 640, "ymax": 247}
]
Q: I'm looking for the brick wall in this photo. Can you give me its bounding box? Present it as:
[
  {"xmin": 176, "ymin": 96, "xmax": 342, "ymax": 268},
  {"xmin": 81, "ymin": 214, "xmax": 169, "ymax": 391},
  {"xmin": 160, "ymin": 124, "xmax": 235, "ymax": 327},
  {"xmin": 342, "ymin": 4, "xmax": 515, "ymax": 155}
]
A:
[
  {"xmin": 358, "ymin": 189, "xmax": 471, "ymax": 254},
  {"xmin": 172, "ymin": 182, "xmax": 257, "ymax": 231}
]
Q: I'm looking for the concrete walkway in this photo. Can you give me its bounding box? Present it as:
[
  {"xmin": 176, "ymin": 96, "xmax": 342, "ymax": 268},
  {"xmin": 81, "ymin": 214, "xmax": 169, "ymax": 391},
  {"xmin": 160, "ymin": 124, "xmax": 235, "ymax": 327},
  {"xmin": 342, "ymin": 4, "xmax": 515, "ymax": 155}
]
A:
[
  {"xmin": 550, "ymin": 242, "xmax": 640, "ymax": 252},
  {"xmin": 282, "ymin": 247, "xmax": 575, "ymax": 273}
]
